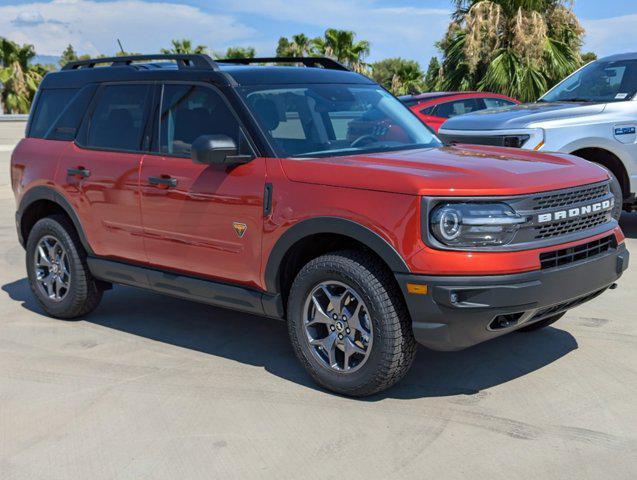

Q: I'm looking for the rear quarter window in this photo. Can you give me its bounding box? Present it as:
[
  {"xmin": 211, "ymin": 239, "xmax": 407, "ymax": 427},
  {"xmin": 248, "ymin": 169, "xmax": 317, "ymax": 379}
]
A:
[{"xmin": 29, "ymin": 89, "xmax": 79, "ymax": 138}]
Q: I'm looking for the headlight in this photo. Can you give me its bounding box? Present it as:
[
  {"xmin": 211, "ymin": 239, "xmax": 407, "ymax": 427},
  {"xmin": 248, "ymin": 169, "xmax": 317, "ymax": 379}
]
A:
[
  {"xmin": 606, "ymin": 171, "xmax": 623, "ymax": 221},
  {"xmin": 429, "ymin": 202, "xmax": 526, "ymax": 247}
]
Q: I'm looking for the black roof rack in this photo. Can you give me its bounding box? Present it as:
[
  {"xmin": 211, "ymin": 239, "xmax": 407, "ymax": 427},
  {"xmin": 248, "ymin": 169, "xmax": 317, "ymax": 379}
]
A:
[
  {"xmin": 62, "ymin": 54, "xmax": 218, "ymax": 71},
  {"xmin": 219, "ymin": 57, "xmax": 349, "ymax": 71}
]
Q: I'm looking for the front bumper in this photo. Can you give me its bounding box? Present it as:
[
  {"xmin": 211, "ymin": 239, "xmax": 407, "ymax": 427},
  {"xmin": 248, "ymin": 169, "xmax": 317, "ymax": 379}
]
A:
[{"xmin": 396, "ymin": 243, "xmax": 629, "ymax": 351}]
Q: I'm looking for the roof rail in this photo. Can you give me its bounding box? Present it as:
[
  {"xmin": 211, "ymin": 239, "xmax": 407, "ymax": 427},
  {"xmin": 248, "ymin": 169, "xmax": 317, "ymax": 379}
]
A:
[
  {"xmin": 219, "ymin": 57, "xmax": 349, "ymax": 71},
  {"xmin": 62, "ymin": 54, "xmax": 218, "ymax": 71}
]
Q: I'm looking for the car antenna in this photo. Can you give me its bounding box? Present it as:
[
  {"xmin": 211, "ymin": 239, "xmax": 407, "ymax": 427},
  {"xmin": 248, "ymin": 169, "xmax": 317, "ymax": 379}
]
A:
[{"xmin": 117, "ymin": 38, "xmax": 125, "ymax": 55}]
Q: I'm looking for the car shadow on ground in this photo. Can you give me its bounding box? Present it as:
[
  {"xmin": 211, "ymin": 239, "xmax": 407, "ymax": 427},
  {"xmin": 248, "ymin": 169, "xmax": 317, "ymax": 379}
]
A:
[
  {"xmin": 3, "ymin": 278, "xmax": 578, "ymax": 401},
  {"xmin": 619, "ymin": 211, "xmax": 637, "ymax": 239}
]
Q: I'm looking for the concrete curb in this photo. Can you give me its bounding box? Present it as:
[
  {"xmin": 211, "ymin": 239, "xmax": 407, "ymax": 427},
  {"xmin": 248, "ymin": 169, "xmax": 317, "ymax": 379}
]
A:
[{"xmin": 0, "ymin": 114, "xmax": 29, "ymax": 122}]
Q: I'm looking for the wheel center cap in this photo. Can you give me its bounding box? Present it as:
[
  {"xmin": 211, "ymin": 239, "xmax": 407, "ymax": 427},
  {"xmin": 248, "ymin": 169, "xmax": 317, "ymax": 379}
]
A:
[
  {"xmin": 335, "ymin": 321, "xmax": 345, "ymax": 332},
  {"xmin": 51, "ymin": 264, "xmax": 59, "ymax": 274}
]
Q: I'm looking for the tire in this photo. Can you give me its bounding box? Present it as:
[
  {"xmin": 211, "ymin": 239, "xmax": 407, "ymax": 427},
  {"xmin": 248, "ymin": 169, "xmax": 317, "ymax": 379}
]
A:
[
  {"xmin": 517, "ymin": 312, "xmax": 565, "ymax": 332},
  {"xmin": 287, "ymin": 250, "xmax": 416, "ymax": 397},
  {"xmin": 26, "ymin": 215, "xmax": 103, "ymax": 319}
]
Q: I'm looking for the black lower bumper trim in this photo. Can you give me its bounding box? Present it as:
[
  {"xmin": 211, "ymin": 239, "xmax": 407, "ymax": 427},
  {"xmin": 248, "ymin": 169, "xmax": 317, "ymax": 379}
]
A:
[{"xmin": 396, "ymin": 243, "xmax": 629, "ymax": 351}]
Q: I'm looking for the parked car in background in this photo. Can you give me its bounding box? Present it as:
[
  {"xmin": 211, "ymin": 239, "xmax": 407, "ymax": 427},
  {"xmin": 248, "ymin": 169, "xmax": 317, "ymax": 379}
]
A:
[
  {"xmin": 399, "ymin": 92, "xmax": 520, "ymax": 132},
  {"xmin": 439, "ymin": 52, "xmax": 637, "ymax": 212}
]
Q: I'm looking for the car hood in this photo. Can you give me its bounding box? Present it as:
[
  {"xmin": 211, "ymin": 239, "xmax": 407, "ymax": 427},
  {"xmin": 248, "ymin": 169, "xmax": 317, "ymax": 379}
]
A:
[
  {"xmin": 440, "ymin": 102, "xmax": 606, "ymax": 130},
  {"xmin": 279, "ymin": 146, "xmax": 608, "ymax": 197}
]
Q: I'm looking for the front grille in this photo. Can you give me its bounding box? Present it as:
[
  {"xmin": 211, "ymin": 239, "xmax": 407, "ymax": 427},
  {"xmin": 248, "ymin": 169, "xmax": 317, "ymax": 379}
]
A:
[
  {"xmin": 531, "ymin": 183, "xmax": 609, "ymax": 210},
  {"xmin": 529, "ymin": 288, "xmax": 607, "ymax": 321},
  {"xmin": 539, "ymin": 235, "xmax": 616, "ymax": 269},
  {"xmin": 520, "ymin": 181, "xmax": 615, "ymax": 241},
  {"xmin": 535, "ymin": 211, "xmax": 610, "ymax": 239},
  {"xmin": 439, "ymin": 134, "xmax": 518, "ymax": 147}
]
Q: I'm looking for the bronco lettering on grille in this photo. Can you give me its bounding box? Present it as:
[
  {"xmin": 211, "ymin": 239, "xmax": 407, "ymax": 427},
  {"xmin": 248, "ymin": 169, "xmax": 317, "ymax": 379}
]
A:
[{"xmin": 537, "ymin": 199, "xmax": 614, "ymax": 223}]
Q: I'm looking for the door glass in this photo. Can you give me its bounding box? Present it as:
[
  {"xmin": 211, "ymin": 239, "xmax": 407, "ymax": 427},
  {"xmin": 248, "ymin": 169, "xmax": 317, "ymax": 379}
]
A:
[
  {"xmin": 436, "ymin": 98, "xmax": 483, "ymax": 118},
  {"xmin": 160, "ymin": 84, "xmax": 244, "ymax": 157},
  {"xmin": 86, "ymin": 84, "xmax": 151, "ymax": 151},
  {"xmin": 483, "ymin": 98, "xmax": 516, "ymax": 109}
]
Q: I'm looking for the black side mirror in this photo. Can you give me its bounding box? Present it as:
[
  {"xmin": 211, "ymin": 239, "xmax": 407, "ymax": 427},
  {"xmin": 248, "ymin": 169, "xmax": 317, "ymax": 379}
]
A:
[{"xmin": 191, "ymin": 135, "xmax": 252, "ymax": 165}]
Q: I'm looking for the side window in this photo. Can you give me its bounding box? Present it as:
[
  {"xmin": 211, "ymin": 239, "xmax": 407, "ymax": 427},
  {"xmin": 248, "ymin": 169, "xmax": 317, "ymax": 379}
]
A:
[
  {"xmin": 86, "ymin": 84, "xmax": 151, "ymax": 151},
  {"xmin": 160, "ymin": 84, "xmax": 245, "ymax": 157},
  {"xmin": 29, "ymin": 89, "xmax": 79, "ymax": 138},
  {"xmin": 419, "ymin": 105, "xmax": 434, "ymax": 116},
  {"xmin": 483, "ymin": 97, "xmax": 516, "ymax": 109},
  {"xmin": 46, "ymin": 85, "xmax": 96, "ymax": 141},
  {"xmin": 435, "ymin": 98, "xmax": 482, "ymax": 118}
]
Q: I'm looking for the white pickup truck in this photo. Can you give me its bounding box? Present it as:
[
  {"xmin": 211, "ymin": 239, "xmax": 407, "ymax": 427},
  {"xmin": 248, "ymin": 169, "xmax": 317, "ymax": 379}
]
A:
[{"xmin": 439, "ymin": 52, "xmax": 637, "ymax": 211}]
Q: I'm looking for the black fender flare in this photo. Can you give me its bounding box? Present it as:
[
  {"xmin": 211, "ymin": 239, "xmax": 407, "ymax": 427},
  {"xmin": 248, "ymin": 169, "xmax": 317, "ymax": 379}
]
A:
[
  {"xmin": 17, "ymin": 185, "xmax": 94, "ymax": 254},
  {"xmin": 264, "ymin": 216, "xmax": 409, "ymax": 293}
]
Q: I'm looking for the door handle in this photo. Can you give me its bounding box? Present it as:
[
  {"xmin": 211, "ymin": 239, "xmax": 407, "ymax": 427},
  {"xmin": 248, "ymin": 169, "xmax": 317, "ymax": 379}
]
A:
[
  {"xmin": 67, "ymin": 167, "xmax": 90, "ymax": 178},
  {"xmin": 148, "ymin": 176, "xmax": 177, "ymax": 188}
]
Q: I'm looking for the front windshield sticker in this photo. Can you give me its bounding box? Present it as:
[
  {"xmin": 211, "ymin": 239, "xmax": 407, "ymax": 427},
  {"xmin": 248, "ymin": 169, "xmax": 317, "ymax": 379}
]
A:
[{"xmin": 615, "ymin": 93, "xmax": 628, "ymax": 99}]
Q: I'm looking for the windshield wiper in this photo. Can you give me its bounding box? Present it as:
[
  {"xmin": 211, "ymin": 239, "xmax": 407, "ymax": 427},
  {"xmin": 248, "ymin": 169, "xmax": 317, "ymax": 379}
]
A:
[{"xmin": 559, "ymin": 98, "xmax": 592, "ymax": 102}]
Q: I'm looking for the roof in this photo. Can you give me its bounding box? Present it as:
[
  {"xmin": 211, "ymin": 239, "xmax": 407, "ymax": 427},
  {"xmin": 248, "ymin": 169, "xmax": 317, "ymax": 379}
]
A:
[
  {"xmin": 597, "ymin": 52, "xmax": 637, "ymax": 62},
  {"xmin": 398, "ymin": 91, "xmax": 505, "ymax": 103},
  {"xmin": 42, "ymin": 54, "xmax": 374, "ymax": 89},
  {"xmin": 399, "ymin": 92, "xmax": 462, "ymax": 101}
]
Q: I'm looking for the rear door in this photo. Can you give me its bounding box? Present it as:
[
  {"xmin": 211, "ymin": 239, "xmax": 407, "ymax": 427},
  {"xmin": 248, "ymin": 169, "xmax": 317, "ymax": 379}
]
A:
[
  {"xmin": 139, "ymin": 82, "xmax": 265, "ymax": 287},
  {"xmin": 57, "ymin": 83, "xmax": 153, "ymax": 262}
]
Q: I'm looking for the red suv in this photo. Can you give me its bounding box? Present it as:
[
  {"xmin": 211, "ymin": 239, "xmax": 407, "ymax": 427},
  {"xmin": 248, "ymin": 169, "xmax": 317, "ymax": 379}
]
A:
[
  {"xmin": 399, "ymin": 92, "xmax": 520, "ymax": 132},
  {"xmin": 11, "ymin": 55, "xmax": 628, "ymax": 396}
]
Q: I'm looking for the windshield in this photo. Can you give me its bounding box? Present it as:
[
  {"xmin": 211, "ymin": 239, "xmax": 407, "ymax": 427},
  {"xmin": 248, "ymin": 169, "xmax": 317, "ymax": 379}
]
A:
[
  {"xmin": 540, "ymin": 59, "xmax": 637, "ymax": 103},
  {"xmin": 240, "ymin": 84, "xmax": 441, "ymax": 158}
]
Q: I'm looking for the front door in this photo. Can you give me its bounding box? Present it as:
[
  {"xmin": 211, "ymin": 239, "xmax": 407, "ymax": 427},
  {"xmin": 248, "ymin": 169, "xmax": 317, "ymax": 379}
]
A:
[{"xmin": 139, "ymin": 83, "xmax": 265, "ymax": 288}]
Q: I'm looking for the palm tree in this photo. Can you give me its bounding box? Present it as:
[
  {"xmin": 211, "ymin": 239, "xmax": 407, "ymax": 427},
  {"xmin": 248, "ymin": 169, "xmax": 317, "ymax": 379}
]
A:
[
  {"xmin": 312, "ymin": 29, "xmax": 370, "ymax": 72},
  {"xmin": 289, "ymin": 34, "xmax": 313, "ymax": 57},
  {"xmin": 0, "ymin": 38, "xmax": 42, "ymax": 114},
  {"xmin": 438, "ymin": 0, "xmax": 585, "ymax": 101},
  {"xmin": 219, "ymin": 46, "xmax": 256, "ymax": 59},
  {"xmin": 161, "ymin": 39, "xmax": 208, "ymax": 55},
  {"xmin": 276, "ymin": 34, "xmax": 314, "ymax": 58},
  {"xmin": 371, "ymin": 58, "xmax": 425, "ymax": 95}
]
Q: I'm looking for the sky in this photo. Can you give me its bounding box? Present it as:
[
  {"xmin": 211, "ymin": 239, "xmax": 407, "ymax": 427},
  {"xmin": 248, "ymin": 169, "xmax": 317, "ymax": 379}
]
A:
[{"xmin": 1, "ymin": 0, "xmax": 637, "ymax": 66}]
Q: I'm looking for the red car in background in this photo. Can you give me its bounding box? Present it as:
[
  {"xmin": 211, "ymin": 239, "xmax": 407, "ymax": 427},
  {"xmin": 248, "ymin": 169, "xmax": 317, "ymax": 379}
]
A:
[{"xmin": 399, "ymin": 92, "xmax": 520, "ymax": 132}]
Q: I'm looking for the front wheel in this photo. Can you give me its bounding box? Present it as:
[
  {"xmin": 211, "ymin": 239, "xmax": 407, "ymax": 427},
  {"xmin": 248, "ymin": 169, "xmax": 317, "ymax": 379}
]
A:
[{"xmin": 287, "ymin": 251, "xmax": 416, "ymax": 397}]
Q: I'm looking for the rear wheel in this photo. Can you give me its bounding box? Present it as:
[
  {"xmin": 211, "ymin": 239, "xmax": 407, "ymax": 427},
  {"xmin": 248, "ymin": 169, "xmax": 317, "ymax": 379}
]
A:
[
  {"xmin": 287, "ymin": 250, "xmax": 416, "ymax": 396},
  {"xmin": 518, "ymin": 312, "xmax": 565, "ymax": 332},
  {"xmin": 26, "ymin": 215, "xmax": 103, "ymax": 319}
]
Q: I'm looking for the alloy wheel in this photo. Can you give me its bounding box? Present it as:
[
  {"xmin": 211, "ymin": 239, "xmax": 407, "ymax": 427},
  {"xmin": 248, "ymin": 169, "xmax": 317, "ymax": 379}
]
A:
[
  {"xmin": 303, "ymin": 280, "xmax": 373, "ymax": 373},
  {"xmin": 33, "ymin": 235, "xmax": 71, "ymax": 302}
]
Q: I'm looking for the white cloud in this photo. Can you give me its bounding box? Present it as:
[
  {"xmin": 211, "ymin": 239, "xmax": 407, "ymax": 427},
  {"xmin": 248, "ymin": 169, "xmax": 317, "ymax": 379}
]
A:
[
  {"xmin": 0, "ymin": 0, "xmax": 255, "ymax": 56},
  {"xmin": 1, "ymin": 0, "xmax": 450, "ymax": 66},
  {"xmin": 582, "ymin": 14, "xmax": 637, "ymax": 58}
]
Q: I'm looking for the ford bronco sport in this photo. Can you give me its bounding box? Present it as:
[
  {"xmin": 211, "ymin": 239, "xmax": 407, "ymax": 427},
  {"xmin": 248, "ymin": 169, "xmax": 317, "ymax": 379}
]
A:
[{"xmin": 11, "ymin": 55, "xmax": 629, "ymax": 396}]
